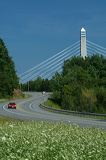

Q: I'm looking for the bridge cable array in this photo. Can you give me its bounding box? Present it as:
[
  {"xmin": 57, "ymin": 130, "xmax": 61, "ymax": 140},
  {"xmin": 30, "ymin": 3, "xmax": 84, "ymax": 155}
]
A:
[
  {"xmin": 87, "ymin": 40, "xmax": 106, "ymax": 57},
  {"xmin": 20, "ymin": 41, "xmax": 80, "ymax": 83},
  {"xmin": 19, "ymin": 40, "xmax": 106, "ymax": 83}
]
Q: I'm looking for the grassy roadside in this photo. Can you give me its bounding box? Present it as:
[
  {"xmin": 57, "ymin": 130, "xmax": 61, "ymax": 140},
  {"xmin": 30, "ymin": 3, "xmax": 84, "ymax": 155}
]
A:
[
  {"xmin": 44, "ymin": 99, "xmax": 61, "ymax": 109},
  {"xmin": 0, "ymin": 92, "xmax": 31, "ymax": 103},
  {"xmin": 43, "ymin": 99, "xmax": 106, "ymax": 120},
  {"xmin": 0, "ymin": 99, "xmax": 8, "ymax": 103},
  {"xmin": 0, "ymin": 92, "xmax": 32, "ymax": 123},
  {"xmin": 0, "ymin": 96, "xmax": 105, "ymax": 159},
  {"xmin": 0, "ymin": 116, "xmax": 18, "ymax": 124}
]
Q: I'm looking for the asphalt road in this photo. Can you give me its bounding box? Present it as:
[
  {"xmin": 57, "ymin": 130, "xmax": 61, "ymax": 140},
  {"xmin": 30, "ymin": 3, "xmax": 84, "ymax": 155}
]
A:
[{"xmin": 0, "ymin": 92, "xmax": 106, "ymax": 130}]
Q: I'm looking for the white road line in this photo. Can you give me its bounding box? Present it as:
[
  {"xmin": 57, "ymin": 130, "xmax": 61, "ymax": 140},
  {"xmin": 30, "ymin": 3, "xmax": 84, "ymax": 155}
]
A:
[
  {"xmin": 3, "ymin": 104, "xmax": 31, "ymax": 117},
  {"xmin": 2, "ymin": 94, "xmax": 106, "ymax": 129},
  {"xmin": 2, "ymin": 96, "xmax": 44, "ymax": 117}
]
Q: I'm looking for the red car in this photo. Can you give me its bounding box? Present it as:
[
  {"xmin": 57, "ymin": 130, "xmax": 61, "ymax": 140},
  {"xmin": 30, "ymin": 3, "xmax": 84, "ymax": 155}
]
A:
[{"xmin": 8, "ymin": 102, "xmax": 16, "ymax": 109}]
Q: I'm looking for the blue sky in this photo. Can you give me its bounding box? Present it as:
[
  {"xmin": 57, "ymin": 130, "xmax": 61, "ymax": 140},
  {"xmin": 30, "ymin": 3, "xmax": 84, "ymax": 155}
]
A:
[{"xmin": 0, "ymin": 0, "xmax": 106, "ymax": 74}]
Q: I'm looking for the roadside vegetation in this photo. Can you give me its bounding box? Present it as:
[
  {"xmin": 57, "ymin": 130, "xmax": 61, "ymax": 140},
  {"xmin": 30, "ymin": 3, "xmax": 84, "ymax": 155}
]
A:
[
  {"xmin": 22, "ymin": 55, "xmax": 106, "ymax": 114},
  {"xmin": 44, "ymin": 99, "xmax": 61, "ymax": 109},
  {"xmin": 51, "ymin": 55, "xmax": 106, "ymax": 114},
  {"xmin": 0, "ymin": 99, "xmax": 7, "ymax": 103},
  {"xmin": 0, "ymin": 116, "xmax": 18, "ymax": 124},
  {"xmin": 0, "ymin": 121, "xmax": 106, "ymax": 160}
]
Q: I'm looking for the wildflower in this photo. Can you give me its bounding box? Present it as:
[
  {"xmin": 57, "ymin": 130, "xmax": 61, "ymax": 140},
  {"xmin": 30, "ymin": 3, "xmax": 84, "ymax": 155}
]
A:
[
  {"xmin": 9, "ymin": 124, "xmax": 14, "ymax": 128},
  {"xmin": 2, "ymin": 136, "xmax": 6, "ymax": 141}
]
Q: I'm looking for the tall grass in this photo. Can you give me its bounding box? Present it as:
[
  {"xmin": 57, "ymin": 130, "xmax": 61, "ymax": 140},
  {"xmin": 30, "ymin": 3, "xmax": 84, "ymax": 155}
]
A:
[{"xmin": 44, "ymin": 99, "xmax": 61, "ymax": 109}]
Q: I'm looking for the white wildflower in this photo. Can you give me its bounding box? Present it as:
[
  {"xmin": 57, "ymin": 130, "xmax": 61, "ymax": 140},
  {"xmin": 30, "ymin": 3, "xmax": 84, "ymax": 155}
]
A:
[
  {"xmin": 2, "ymin": 136, "xmax": 6, "ymax": 141},
  {"xmin": 9, "ymin": 124, "xmax": 14, "ymax": 128}
]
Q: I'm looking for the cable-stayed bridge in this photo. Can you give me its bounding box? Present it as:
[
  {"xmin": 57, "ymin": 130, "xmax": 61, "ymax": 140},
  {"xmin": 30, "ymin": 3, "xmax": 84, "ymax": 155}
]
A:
[{"xmin": 19, "ymin": 29, "xmax": 106, "ymax": 83}]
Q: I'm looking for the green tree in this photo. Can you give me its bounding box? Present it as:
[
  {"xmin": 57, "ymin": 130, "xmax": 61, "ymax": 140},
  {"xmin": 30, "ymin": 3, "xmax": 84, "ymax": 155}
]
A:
[
  {"xmin": 0, "ymin": 39, "xmax": 19, "ymax": 98},
  {"xmin": 51, "ymin": 55, "xmax": 106, "ymax": 113}
]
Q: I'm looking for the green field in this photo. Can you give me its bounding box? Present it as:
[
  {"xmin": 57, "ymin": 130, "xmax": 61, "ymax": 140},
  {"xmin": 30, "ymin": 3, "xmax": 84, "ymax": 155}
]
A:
[{"xmin": 0, "ymin": 120, "xmax": 106, "ymax": 160}]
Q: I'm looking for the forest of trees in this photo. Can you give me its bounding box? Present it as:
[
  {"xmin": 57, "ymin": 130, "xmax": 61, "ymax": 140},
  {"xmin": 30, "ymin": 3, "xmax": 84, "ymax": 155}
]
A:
[
  {"xmin": 22, "ymin": 55, "xmax": 106, "ymax": 114},
  {"xmin": 22, "ymin": 77, "xmax": 52, "ymax": 92},
  {"xmin": 0, "ymin": 39, "xmax": 19, "ymax": 98}
]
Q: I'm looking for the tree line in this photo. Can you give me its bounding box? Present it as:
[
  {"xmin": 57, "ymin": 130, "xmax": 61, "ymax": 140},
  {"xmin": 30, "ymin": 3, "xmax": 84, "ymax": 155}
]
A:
[
  {"xmin": 22, "ymin": 55, "xmax": 106, "ymax": 114},
  {"xmin": 21, "ymin": 77, "xmax": 52, "ymax": 92}
]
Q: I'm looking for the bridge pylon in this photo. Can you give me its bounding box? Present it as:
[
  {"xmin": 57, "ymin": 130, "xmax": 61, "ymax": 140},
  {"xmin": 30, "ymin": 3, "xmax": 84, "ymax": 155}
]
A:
[{"xmin": 80, "ymin": 27, "xmax": 87, "ymax": 59}]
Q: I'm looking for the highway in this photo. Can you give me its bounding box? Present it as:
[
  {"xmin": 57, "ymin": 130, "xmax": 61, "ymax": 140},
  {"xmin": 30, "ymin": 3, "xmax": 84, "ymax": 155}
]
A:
[{"xmin": 0, "ymin": 92, "xmax": 106, "ymax": 130}]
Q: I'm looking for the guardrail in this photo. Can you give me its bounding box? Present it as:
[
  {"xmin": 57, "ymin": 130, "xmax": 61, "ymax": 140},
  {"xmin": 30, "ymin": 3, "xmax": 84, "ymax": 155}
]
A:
[{"xmin": 40, "ymin": 104, "xmax": 106, "ymax": 118}]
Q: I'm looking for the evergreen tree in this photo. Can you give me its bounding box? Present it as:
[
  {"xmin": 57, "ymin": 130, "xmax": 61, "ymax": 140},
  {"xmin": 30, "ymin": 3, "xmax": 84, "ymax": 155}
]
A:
[{"xmin": 0, "ymin": 39, "xmax": 19, "ymax": 98}]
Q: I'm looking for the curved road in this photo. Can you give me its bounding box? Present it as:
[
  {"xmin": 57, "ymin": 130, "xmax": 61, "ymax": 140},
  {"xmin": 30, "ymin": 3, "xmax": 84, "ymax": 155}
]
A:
[{"xmin": 0, "ymin": 92, "xmax": 106, "ymax": 130}]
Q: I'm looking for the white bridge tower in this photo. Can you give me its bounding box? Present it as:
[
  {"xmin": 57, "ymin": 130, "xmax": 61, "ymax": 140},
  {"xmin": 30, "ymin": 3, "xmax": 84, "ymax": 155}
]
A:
[{"xmin": 80, "ymin": 27, "xmax": 87, "ymax": 59}]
